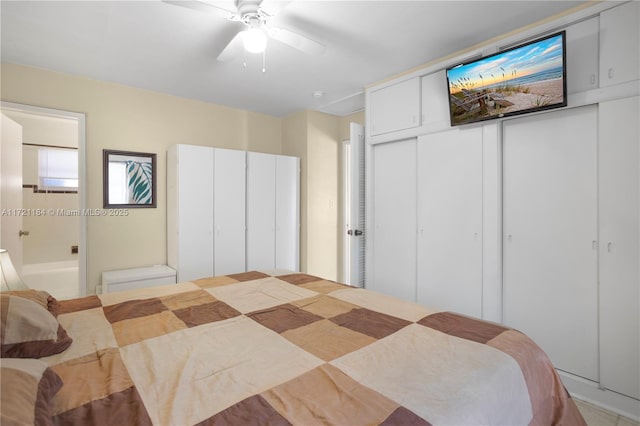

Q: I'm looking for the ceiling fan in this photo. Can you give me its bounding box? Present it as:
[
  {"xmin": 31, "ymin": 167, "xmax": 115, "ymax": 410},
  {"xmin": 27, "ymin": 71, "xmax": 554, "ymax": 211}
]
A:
[{"xmin": 164, "ymin": 0, "xmax": 326, "ymax": 62}]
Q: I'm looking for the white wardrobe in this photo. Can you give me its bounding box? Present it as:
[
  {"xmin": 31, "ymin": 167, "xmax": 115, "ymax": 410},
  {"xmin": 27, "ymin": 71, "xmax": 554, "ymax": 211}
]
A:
[
  {"xmin": 167, "ymin": 144, "xmax": 300, "ymax": 282},
  {"xmin": 364, "ymin": 1, "xmax": 640, "ymax": 416}
]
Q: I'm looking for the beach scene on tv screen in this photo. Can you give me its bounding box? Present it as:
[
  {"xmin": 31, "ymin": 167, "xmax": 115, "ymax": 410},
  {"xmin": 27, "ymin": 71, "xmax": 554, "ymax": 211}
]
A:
[{"xmin": 447, "ymin": 33, "xmax": 565, "ymax": 125}]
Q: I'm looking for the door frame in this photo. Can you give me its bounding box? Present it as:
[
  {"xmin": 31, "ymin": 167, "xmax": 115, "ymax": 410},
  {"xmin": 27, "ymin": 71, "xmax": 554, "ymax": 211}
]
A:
[{"xmin": 1, "ymin": 101, "xmax": 88, "ymax": 296}]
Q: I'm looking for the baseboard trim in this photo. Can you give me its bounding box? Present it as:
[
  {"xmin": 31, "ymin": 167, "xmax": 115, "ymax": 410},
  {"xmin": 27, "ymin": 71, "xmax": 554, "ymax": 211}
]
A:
[{"xmin": 559, "ymin": 371, "xmax": 640, "ymax": 421}]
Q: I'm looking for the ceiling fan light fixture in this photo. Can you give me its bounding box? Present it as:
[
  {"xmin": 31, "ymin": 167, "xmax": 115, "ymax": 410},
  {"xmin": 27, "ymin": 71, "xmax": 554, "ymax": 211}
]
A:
[{"xmin": 243, "ymin": 27, "xmax": 268, "ymax": 53}]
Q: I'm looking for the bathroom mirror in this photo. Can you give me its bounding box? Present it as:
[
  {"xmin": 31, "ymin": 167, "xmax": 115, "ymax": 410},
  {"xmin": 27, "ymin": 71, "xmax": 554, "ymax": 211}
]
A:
[{"xmin": 103, "ymin": 150, "xmax": 156, "ymax": 208}]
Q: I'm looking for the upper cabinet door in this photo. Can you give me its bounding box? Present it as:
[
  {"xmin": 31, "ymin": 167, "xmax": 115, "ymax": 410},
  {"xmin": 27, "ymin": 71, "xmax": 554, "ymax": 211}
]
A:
[
  {"xmin": 565, "ymin": 17, "xmax": 599, "ymax": 94},
  {"xmin": 369, "ymin": 77, "xmax": 421, "ymax": 136},
  {"xmin": 421, "ymin": 71, "xmax": 451, "ymax": 131},
  {"xmin": 599, "ymin": 1, "xmax": 640, "ymax": 88}
]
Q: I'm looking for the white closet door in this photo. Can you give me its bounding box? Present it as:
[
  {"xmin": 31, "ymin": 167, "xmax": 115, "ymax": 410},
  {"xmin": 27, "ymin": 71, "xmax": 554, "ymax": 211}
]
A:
[
  {"xmin": 503, "ymin": 106, "xmax": 598, "ymax": 381},
  {"xmin": 416, "ymin": 128, "xmax": 482, "ymax": 317},
  {"xmin": 175, "ymin": 145, "xmax": 214, "ymax": 282},
  {"xmin": 214, "ymin": 148, "xmax": 246, "ymax": 276},
  {"xmin": 370, "ymin": 138, "xmax": 417, "ymax": 301},
  {"xmin": 275, "ymin": 155, "xmax": 300, "ymax": 272},
  {"xmin": 246, "ymin": 152, "xmax": 276, "ymax": 271},
  {"xmin": 598, "ymin": 96, "xmax": 640, "ymax": 399}
]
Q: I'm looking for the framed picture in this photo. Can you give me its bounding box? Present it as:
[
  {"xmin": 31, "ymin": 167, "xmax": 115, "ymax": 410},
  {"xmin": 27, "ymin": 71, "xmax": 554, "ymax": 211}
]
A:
[{"xmin": 103, "ymin": 150, "xmax": 157, "ymax": 208}]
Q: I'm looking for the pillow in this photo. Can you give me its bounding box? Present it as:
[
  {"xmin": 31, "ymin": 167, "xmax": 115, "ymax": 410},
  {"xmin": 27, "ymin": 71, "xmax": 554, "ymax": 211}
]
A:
[
  {"xmin": 0, "ymin": 294, "xmax": 72, "ymax": 358},
  {"xmin": 0, "ymin": 358, "xmax": 63, "ymax": 426},
  {"xmin": 4, "ymin": 290, "xmax": 60, "ymax": 317}
]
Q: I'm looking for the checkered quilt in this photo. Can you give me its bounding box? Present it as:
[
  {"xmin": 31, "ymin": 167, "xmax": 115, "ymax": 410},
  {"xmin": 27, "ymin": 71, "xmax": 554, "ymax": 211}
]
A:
[{"xmin": 43, "ymin": 271, "xmax": 585, "ymax": 425}]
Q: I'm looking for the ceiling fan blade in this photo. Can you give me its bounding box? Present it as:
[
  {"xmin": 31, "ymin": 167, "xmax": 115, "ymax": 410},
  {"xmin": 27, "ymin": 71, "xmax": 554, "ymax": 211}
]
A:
[
  {"xmin": 162, "ymin": 0, "xmax": 239, "ymax": 21},
  {"xmin": 217, "ymin": 30, "xmax": 244, "ymax": 62},
  {"xmin": 259, "ymin": 0, "xmax": 292, "ymax": 17},
  {"xmin": 266, "ymin": 26, "xmax": 325, "ymax": 55}
]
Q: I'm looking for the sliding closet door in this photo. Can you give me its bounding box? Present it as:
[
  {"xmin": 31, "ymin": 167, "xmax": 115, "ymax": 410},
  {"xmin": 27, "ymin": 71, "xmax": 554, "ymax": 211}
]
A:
[
  {"xmin": 503, "ymin": 105, "xmax": 598, "ymax": 381},
  {"xmin": 246, "ymin": 152, "xmax": 276, "ymax": 271},
  {"xmin": 598, "ymin": 96, "xmax": 640, "ymax": 399},
  {"xmin": 213, "ymin": 148, "xmax": 246, "ymax": 276},
  {"xmin": 275, "ymin": 155, "xmax": 300, "ymax": 271},
  {"xmin": 416, "ymin": 128, "xmax": 482, "ymax": 317},
  {"xmin": 370, "ymin": 138, "xmax": 417, "ymax": 302}
]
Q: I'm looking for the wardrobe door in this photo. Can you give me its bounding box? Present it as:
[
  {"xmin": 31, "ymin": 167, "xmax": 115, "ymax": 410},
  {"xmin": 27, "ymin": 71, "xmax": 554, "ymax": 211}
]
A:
[
  {"xmin": 213, "ymin": 148, "xmax": 246, "ymax": 276},
  {"xmin": 275, "ymin": 155, "xmax": 300, "ymax": 271},
  {"xmin": 246, "ymin": 152, "xmax": 276, "ymax": 271},
  {"xmin": 168, "ymin": 144, "xmax": 214, "ymax": 282},
  {"xmin": 416, "ymin": 128, "xmax": 482, "ymax": 318},
  {"xmin": 503, "ymin": 105, "xmax": 598, "ymax": 381},
  {"xmin": 370, "ymin": 138, "xmax": 417, "ymax": 301},
  {"xmin": 599, "ymin": 97, "xmax": 640, "ymax": 399}
]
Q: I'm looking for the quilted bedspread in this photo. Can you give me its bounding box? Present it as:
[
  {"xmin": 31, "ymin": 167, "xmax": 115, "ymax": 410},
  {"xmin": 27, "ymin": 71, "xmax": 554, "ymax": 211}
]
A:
[{"xmin": 43, "ymin": 271, "xmax": 585, "ymax": 425}]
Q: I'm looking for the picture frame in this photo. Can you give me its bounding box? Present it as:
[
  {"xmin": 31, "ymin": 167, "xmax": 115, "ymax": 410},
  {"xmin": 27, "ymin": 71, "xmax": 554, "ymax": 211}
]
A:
[{"xmin": 103, "ymin": 149, "xmax": 157, "ymax": 208}]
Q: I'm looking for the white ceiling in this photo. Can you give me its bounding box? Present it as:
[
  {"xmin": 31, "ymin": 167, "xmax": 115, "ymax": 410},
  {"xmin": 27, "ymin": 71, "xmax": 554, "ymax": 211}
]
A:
[{"xmin": 1, "ymin": 1, "xmax": 588, "ymax": 117}]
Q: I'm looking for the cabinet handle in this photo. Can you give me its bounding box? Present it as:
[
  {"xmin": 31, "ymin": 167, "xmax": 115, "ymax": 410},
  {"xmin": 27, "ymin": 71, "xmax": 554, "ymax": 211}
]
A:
[
  {"xmin": 592, "ymin": 240, "xmax": 597, "ymax": 250},
  {"xmin": 590, "ymin": 74, "xmax": 596, "ymax": 85},
  {"xmin": 608, "ymin": 68, "xmax": 614, "ymax": 80},
  {"xmin": 607, "ymin": 242, "xmax": 613, "ymax": 253}
]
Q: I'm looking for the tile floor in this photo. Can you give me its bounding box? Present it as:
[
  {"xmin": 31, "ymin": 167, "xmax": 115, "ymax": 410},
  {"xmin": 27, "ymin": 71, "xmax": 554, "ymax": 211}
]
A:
[{"xmin": 575, "ymin": 399, "xmax": 639, "ymax": 426}]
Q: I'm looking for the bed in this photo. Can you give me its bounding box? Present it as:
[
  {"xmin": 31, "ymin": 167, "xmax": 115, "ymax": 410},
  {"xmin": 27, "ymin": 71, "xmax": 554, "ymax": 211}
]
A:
[{"xmin": 1, "ymin": 270, "xmax": 585, "ymax": 425}]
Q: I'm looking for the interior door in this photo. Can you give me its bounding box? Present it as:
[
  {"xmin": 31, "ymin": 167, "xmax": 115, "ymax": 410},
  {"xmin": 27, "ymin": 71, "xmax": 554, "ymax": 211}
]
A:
[
  {"xmin": 214, "ymin": 148, "xmax": 246, "ymax": 276},
  {"xmin": 0, "ymin": 113, "xmax": 24, "ymax": 273},
  {"xmin": 347, "ymin": 122, "xmax": 365, "ymax": 287},
  {"xmin": 370, "ymin": 138, "xmax": 417, "ymax": 301},
  {"xmin": 416, "ymin": 128, "xmax": 483, "ymax": 317},
  {"xmin": 247, "ymin": 152, "xmax": 276, "ymax": 271},
  {"xmin": 503, "ymin": 105, "xmax": 599, "ymax": 381}
]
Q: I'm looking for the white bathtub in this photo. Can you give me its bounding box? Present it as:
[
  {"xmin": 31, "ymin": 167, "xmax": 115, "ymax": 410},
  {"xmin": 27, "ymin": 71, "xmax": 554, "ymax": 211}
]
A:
[{"xmin": 21, "ymin": 260, "xmax": 79, "ymax": 300}]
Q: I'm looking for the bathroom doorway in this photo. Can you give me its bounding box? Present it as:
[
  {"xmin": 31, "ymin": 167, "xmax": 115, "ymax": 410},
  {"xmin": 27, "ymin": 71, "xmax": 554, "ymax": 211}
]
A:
[{"xmin": 1, "ymin": 102, "xmax": 87, "ymax": 299}]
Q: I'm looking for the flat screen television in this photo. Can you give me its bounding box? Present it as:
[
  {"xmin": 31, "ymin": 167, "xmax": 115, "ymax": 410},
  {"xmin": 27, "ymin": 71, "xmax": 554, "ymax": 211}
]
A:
[{"xmin": 446, "ymin": 31, "xmax": 567, "ymax": 126}]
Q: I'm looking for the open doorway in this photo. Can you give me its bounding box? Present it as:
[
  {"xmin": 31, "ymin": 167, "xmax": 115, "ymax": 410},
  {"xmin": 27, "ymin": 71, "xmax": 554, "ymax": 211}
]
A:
[{"xmin": 1, "ymin": 102, "xmax": 87, "ymax": 299}]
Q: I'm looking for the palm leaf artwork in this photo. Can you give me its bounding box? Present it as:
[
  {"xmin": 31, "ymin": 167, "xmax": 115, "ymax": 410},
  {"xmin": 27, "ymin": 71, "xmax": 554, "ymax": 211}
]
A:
[{"xmin": 126, "ymin": 160, "xmax": 153, "ymax": 204}]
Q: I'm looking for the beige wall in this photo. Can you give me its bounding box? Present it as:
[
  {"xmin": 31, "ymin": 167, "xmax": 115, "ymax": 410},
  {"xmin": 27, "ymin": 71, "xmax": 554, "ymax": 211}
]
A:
[
  {"xmin": 1, "ymin": 63, "xmax": 283, "ymax": 294},
  {"xmin": 281, "ymin": 109, "xmax": 364, "ymax": 282},
  {"xmin": 2, "ymin": 62, "xmax": 362, "ymax": 291},
  {"xmin": 306, "ymin": 111, "xmax": 340, "ymax": 280},
  {"xmin": 282, "ymin": 110, "xmax": 308, "ymax": 271}
]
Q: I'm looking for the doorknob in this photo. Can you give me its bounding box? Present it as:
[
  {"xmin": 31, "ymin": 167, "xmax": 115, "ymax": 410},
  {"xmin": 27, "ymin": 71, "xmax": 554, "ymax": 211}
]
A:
[
  {"xmin": 354, "ymin": 230, "xmax": 363, "ymax": 236},
  {"xmin": 19, "ymin": 230, "xmax": 30, "ymax": 237}
]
